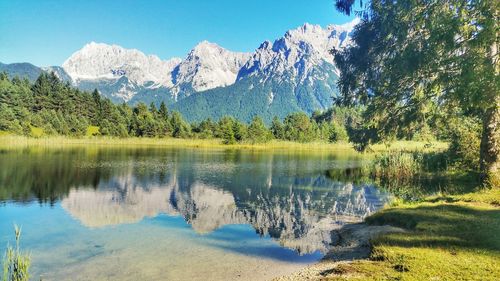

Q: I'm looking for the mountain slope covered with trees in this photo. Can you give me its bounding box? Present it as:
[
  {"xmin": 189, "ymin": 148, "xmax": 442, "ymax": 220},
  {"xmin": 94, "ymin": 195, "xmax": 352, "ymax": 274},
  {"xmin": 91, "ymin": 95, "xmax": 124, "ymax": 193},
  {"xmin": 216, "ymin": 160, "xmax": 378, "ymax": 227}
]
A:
[{"xmin": 0, "ymin": 72, "xmax": 352, "ymax": 144}]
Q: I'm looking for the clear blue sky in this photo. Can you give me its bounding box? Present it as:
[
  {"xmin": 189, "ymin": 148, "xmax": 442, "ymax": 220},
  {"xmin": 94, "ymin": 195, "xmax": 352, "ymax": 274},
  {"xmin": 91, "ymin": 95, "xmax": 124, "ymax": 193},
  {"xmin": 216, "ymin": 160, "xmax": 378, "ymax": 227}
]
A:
[{"xmin": 0, "ymin": 0, "xmax": 354, "ymax": 66}]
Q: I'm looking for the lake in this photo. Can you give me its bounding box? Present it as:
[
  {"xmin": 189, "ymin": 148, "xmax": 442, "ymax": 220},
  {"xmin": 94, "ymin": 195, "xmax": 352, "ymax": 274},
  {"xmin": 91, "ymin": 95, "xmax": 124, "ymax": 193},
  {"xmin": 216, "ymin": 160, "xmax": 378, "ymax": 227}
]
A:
[{"xmin": 0, "ymin": 147, "xmax": 391, "ymax": 280}]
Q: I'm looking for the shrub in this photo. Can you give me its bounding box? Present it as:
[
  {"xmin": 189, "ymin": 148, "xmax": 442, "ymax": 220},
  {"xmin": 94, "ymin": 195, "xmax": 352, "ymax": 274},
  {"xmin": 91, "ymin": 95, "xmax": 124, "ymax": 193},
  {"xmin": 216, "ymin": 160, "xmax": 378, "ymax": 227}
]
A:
[
  {"xmin": 447, "ymin": 117, "xmax": 481, "ymax": 170},
  {"xmin": 411, "ymin": 123, "xmax": 436, "ymax": 142},
  {"xmin": 329, "ymin": 122, "xmax": 349, "ymax": 143},
  {"xmin": 29, "ymin": 126, "xmax": 44, "ymax": 138},
  {"xmin": 86, "ymin": 126, "xmax": 100, "ymax": 137}
]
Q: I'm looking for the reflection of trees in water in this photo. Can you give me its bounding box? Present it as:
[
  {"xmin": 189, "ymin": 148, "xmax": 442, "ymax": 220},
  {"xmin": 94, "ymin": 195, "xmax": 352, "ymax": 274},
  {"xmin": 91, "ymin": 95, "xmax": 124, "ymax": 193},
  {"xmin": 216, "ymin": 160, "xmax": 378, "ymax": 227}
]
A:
[
  {"xmin": 2, "ymin": 148, "xmax": 389, "ymax": 254},
  {"xmin": 0, "ymin": 148, "xmax": 355, "ymax": 203},
  {"xmin": 0, "ymin": 148, "xmax": 114, "ymax": 205},
  {"xmin": 0, "ymin": 147, "xmax": 182, "ymax": 203},
  {"xmin": 325, "ymin": 165, "xmax": 478, "ymax": 201}
]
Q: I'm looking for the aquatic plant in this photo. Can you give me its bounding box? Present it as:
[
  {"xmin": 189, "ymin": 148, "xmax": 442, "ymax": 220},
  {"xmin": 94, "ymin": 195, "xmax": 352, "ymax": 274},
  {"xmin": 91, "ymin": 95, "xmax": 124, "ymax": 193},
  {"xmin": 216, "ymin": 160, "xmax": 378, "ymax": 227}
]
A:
[
  {"xmin": 372, "ymin": 152, "xmax": 422, "ymax": 184},
  {"xmin": 370, "ymin": 151, "xmax": 480, "ymax": 200},
  {"xmin": 2, "ymin": 225, "xmax": 30, "ymax": 281}
]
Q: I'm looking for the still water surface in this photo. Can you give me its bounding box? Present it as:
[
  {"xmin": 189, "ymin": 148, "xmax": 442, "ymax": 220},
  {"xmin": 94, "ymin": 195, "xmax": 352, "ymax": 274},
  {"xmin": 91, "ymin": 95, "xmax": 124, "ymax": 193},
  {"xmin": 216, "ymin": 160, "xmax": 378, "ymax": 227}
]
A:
[{"xmin": 0, "ymin": 147, "xmax": 391, "ymax": 280}]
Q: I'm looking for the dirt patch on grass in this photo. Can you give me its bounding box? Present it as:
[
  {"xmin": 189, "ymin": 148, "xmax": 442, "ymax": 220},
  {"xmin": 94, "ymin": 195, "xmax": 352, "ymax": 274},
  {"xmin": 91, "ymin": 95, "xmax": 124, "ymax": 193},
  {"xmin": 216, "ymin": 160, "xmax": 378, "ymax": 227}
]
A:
[{"xmin": 273, "ymin": 223, "xmax": 404, "ymax": 280}]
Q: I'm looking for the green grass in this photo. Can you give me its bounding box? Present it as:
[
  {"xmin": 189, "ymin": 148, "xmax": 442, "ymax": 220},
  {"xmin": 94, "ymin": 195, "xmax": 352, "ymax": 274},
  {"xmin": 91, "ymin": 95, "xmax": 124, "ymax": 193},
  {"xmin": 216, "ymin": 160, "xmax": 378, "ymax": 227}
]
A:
[
  {"xmin": 454, "ymin": 188, "xmax": 500, "ymax": 206},
  {"xmin": 0, "ymin": 135, "xmax": 448, "ymax": 155},
  {"xmin": 0, "ymin": 135, "xmax": 357, "ymax": 152},
  {"xmin": 324, "ymin": 188, "xmax": 500, "ymax": 280},
  {"xmin": 29, "ymin": 126, "xmax": 44, "ymax": 138},
  {"xmin": 372, "ymin": 152, "xmax": 422, "ymax": 183},
  {"xmin": 85, "ymin": 126, "xmax": 100, "ymax": 137},
  {"xmin": 369, "ymin": 141, "xmax": 448, "ymax": 153}
]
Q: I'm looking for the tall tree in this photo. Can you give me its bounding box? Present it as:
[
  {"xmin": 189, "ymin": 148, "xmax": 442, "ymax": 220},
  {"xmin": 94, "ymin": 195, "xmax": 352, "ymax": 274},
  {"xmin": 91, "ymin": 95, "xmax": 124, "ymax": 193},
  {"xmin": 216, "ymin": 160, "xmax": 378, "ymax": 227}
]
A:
[
  {"xmin": 283, "ymin": 112, "xmax": 316, "ymax": 142},
  {"xmin": 333, "ymin": 0, "xmax": 499, "ymax": 184},
  {"xmin": 170, "ymin": 111, "xmax": 190, "ymax": 138},
  {"xmin": 159, "ymin": 101, "xmax": 168, "ymax": 121},
  {"xmin": 270, "ymin": 116, "xmax": 285, "ymax": 139},
  {"xmin": 247, "ymin": 116, "xmax": 270, "ymax": 143},
  {"xmin": 31, "ymin": 73, "xmax": 51, "ymax": 112}
]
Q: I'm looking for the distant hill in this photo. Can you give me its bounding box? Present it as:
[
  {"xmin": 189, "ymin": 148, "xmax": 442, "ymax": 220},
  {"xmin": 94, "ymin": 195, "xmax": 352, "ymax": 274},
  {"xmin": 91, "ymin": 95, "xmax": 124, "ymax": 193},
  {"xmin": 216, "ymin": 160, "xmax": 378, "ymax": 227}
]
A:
[{"xmin": 0, "ymin": 62, "xmax": 43, "ymax": 81}]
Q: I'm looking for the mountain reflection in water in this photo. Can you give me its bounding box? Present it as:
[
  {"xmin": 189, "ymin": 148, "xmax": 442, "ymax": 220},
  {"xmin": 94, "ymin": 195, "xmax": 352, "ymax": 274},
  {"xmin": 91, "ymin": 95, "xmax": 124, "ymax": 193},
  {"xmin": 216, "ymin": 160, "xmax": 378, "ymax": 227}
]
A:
[{"xmin": 0, "ymin": 147, "xmax": 390, "ymax": 255}]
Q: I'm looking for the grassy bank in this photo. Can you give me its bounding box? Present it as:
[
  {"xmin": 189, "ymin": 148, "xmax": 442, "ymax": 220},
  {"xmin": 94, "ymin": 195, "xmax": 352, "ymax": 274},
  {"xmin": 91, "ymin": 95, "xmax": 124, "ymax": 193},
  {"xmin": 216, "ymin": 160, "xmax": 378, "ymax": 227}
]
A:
[
  {"xmin": 322, "ymin": 188, "xmax": 500, "ymax": 280},
  {"xmin": 368, "ymin": 141, "xmax": 448, "ymax": 153},
  {"xmin": 0, "ymin": 135, "xmax": 447, "ymax": 154},
  {"xmin": 0, "ymin": 135, "xmax": 355, "ymax": 151}
]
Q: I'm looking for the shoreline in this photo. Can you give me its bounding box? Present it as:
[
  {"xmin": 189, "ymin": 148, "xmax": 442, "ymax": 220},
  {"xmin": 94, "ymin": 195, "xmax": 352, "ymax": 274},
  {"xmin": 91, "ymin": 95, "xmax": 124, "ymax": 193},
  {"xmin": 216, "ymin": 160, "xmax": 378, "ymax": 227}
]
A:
[
  {"xmin": 275, "ymin": 188, "xmax": 500, "ymax": 280},
  {"xmin": 0, "ymin": 135, "xmax": 447, "ymax": 153},
  {"xmin": 273, "ymin": 223, "xmax": 405, "ymax": 281}
]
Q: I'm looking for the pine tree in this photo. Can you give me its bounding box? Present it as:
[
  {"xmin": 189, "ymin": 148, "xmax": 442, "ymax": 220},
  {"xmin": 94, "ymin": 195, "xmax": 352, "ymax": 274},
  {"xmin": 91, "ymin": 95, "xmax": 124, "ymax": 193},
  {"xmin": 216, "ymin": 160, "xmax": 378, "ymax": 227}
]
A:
[
  {"xmin": 247, "ymin": 116, "xmax": 270, "ymax": 143},
  {"xmin": 221, "ymin": 121, "xmax": 236, "ymax": 144},
  {"xmin": 159, "ymin": 101, "xmax": 168, "ymax": 121},
  {"xmin": 270, "ymin": 116, "xmax": 285, "ymax": 140},
  {"xmin": 170, "ymin": 111, "xmax": 190, "ymax": 138}
]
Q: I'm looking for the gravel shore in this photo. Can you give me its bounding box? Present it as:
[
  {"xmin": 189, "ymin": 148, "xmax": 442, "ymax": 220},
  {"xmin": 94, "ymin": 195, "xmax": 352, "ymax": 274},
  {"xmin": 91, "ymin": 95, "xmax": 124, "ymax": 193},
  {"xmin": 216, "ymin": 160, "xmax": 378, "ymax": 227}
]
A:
[{"xmin": 273, "ymin": 223, "xmax": 404, "ymax": 280}]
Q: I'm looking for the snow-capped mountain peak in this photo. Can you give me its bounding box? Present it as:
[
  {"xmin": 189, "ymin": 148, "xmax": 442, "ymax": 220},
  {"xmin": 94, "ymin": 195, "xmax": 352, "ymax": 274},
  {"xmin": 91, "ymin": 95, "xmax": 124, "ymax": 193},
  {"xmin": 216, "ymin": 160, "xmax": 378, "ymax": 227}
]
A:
[
  {"xmin": 238, "ymin": 18, "xmax": 358, "ymax": 81},
  {"xmin": 191, "ymin": 40, "xmax": 224, "ymax": 55},
  {"xmin": 59, "ymin": 19, "xmax": 358, "ymax": 103},
  {"xmin": 171, "ymin": 41, "xmax": 251, "ymax": 95},
  {"xmin": 328, "ymin": 17, "xmax": 361, "ymax": 32},
  {"xmin": 62, "ymin": 40, "xmax": 252, "ymax": 100},
  {"xmin": 63, "ymin": 42, "xmax": 181, "ymax": 89}
]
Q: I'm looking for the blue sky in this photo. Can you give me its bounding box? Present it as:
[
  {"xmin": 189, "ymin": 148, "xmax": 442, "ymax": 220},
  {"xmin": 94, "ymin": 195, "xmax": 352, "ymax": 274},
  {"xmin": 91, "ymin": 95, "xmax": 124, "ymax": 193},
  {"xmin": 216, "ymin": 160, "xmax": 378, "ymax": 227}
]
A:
[{"xmin": 0, "ymin": 0, "xmax": 354, "ymax": 66}]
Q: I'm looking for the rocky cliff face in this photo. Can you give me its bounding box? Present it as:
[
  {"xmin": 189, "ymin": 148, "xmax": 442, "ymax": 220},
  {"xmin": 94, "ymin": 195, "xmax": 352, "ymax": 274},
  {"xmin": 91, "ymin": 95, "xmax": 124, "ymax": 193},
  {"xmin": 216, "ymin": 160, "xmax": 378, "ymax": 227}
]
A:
[{"xmin": 58, "ymin": 19, "xmax": 357, "ymax": 120}]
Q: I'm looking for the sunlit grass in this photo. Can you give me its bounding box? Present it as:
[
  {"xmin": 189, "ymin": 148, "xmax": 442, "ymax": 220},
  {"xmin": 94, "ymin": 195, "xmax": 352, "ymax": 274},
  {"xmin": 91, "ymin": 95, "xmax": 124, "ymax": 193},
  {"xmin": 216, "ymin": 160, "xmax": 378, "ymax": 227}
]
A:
[
  {"xmin": 454, "ymin": 188, "xmax": 500, "ymax": 206},
  {"xmin": 0, "ymin": 135, "xmax": 356, "ymax": 152},
  {"xmin": 323, "ymin": 190, "xmax": 500, "ymax": 280},
  {"xmin": 0, "ymin": 136, "xmax": 448, "ymax": 155},
  {"xmin": 369, "ymin": 140, "xmax": 448, "ymax": 153},
  {"xmin": 0, "ymin": 131, "xmax": 11, "ymax": 137}
]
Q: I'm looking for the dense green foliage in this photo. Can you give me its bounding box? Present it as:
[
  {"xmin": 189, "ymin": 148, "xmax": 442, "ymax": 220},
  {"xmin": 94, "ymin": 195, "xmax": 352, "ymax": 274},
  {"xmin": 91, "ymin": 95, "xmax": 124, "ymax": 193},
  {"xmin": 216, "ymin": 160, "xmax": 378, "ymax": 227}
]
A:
[
  {"xmin": 169, "ymin": 65, "xmax": 340, "ymax": 123},
  {"xmin": 333, "ymin": 0, "xmax": 499, "ymax": 184},
  {"xmin": 0, "ymin": 72, "xmax": 352, "ymax": 144},
  {"xmin": 447, "ymin": 116, "xmax": 483, "ymax": 170}
]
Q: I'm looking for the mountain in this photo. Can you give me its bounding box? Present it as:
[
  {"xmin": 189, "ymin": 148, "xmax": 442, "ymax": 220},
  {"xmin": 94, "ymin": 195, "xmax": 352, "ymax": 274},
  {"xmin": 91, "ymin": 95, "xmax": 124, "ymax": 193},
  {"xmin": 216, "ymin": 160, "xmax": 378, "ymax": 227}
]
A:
[
  {"xmin": 238, "ymin": 21, "xmax": 355, "ymax": 80},
  {"xmin": 0, "ymin": 63, "xmax": 73, "ymax": 85},
  {"xmin": 42, "ymin": 66, "xmax": 73, "ymax": 82},
  {"xmin": 61, "ymin": 42, "xmax": 181, "ymax": 102},
  {"xmin": 171, "ymin": 41, "xmax": 251, "ymax": 99},
  {"xmin": 172, "ymin": 21, "xmax": 357, "ymax": 121},
  {"xmin": 0, "ymin": 62, "xmax": 43, "ymax": 81},
  {"xmin": 1, "ymin": 19, "xmax": 358, "ymax": 122}
]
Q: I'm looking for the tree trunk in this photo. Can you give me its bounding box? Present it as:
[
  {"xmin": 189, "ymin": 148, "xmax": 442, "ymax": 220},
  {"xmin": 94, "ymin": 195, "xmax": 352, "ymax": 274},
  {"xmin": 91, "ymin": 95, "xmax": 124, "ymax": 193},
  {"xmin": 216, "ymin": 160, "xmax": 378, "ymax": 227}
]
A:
[{"xmin": 479, "ymin": 97, "xmax": 500, "ymax": 187}]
